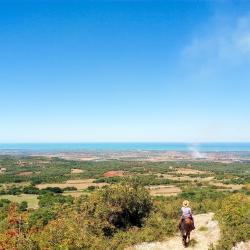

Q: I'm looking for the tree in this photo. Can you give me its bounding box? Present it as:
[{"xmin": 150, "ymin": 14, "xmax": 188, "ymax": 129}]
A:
[{"xmin": 19, "ymin": 201, "xmax": 28, "ymax": 212}]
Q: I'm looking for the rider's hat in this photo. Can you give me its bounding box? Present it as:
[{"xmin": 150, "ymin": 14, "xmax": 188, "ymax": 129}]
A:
[{"xmin": 183, "ymin": 200, "xmax": 189, "ymax": 207}]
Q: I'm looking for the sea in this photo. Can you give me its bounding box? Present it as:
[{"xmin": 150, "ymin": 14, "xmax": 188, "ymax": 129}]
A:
[{"xmin": 0, "ymin": 143, "xmax": 250, "ymax": 153}]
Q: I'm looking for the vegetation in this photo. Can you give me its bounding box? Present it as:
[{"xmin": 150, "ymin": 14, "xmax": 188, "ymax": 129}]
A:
[
  {"xmin": 215, "ymin": 193, "xmax": 250, "ymax": 249},
  {"xmin": 0, "ymin": 155, "xmax": 249, "ymax": 249},
  {"xmin": 0, "ymin": 182, "xmax": 172, "ymax": 249}
]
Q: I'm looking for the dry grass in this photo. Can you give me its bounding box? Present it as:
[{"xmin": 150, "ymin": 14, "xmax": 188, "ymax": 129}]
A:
[
  {"xmin": 157, "ymin": 173, "xmax": 214, "ymax": 183},
  {"xmin": 71, "ymin": 168, "xmax": 84, "ymax": 174},
  {"xmin": 173, "ymin": 168, "xmax": 211, "ymax": 175},
  {"xmin": 210, "ymin": 181, "xmax": 243, "ymax": 191},
  {"xmin": 18, "ymin": 171, "xmax": 33, "ymax": 176},
  {"xmin": 63, "ymin": 191, "xmax": 87, "ymax": 197},
  {"xmin": 36, "ymin": 179, "xmax": 108, "ymax": 190},
  {"xmin": 1, "ymin": 182, "xmax": 31, "ymax": 188},
  {"xmin": 0, "ymin": 194, "xmax": 38, "ymax": 209},
  {"xmin": 147, "ymin": 185, "xmax": 181, "ymax": 196}
]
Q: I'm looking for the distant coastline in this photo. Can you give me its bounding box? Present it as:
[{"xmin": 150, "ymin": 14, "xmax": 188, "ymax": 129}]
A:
[{"xmin": 1, "ymin": 142, "xmax": 250, "ymax": 153}]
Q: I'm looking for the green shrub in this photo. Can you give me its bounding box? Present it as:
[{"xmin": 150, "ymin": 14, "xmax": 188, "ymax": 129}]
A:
[
  {"xmin": 83, "ymin": 182, "xmax": 153, "ymax": 232},
  {"xmin": 19, "ymin": 201, "xmax": 28, "ymax": 211},
  {"xmin": 41, "ymin": 187, "xmax": 63, "ymax": 193},
  {"xmin": 63, "ymin": 186, "xmax": 77, "ymax": 191},
  {"xmin": 23, "ymin": 185, "xmax": 40, "ymax": 194},
  {"xmin": 215, "ymin": 193, "xmax": 250, "ymax": 249},
  {"xmin": 38, "ymin": 193, "xmax": 73, "ymax": 208},
  {"xmin": 87, "ymin": 185, "xmax": 96, "ymax": 191},
  {"xmin": 29, "ymin": 208, "xmax": 57, "ymax": 228}
]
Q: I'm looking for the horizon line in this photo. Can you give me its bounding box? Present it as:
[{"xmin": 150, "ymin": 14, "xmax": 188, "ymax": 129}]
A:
[{"xmin": 1, "ymin": 141, "xmax": 250, "ymax": 144}]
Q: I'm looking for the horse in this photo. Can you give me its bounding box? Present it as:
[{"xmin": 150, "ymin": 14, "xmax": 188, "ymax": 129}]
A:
[{"xmin": 180, "ymin": 217, "xmax": 193, "ymax": 247}]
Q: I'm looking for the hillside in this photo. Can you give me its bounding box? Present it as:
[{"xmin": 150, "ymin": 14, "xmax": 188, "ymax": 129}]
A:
[{"xmin": 131, "ymin": 213, "xmax": 220, "ymax": 250}]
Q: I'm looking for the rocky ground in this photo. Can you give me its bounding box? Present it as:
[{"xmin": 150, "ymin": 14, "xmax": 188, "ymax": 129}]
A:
[{"xmin": 130, "ymin": 213, "xmax": 220, "ymax": 250}]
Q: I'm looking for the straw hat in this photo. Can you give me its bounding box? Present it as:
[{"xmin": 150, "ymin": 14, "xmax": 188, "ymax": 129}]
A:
[{"xmin": 183, "ymin": 200, "xmax": 189, "ymax": 207}]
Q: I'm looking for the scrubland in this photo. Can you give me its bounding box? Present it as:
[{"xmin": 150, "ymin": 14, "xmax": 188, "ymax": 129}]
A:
[{"xmin": 0, "ymin": 155, "xmax": 249, "ymax": 249}]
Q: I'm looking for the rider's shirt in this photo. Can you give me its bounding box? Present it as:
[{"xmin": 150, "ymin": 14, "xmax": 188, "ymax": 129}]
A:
[{"xmin": 181, "ymin": 207, "xmax": 191, "ymax": 218}]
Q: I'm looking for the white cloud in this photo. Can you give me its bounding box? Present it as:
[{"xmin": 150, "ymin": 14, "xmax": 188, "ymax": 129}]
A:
[{"xmin": 182, "ymin": 14, "xmax": 250, "ymax": 67}]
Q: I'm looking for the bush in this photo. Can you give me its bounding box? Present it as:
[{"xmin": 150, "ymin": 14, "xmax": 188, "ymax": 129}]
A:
[
  {"xmin": 8, "ymin": 187, "xmax": 22, "ymax": 195},
  {"xmin": 63, "ymin": 186, "xmax": 77, "ymax": 191},
  {"xmin": 38, "ymin": 193, "xmax": 73, "ymax": 208},
  {"xmin": 23, "ymin": 185, "xmax": 40, "ymax": 194},
  {"xmin": 19, "ymin": 201, "xmax": 28, "ymax": 211},
  {"xmin": 41, "ymin": 187, "xmax": 63, "ymax": 194},
  {"xmin": 29, "ymin": 208, "xmax": 57, "ymax": 228},
  {"xmin": 215, "ymin": 193, "xmax": 250, "ymax": 249},
  {"xmin": 0, "ymin": 199, "xmax": 11, "ymax": 208},
  {"xmin": 83, "ymin": 182, "xmax": 153, "ymax": 232},
  {"xmin": 31, "ymin": 182, "xmax": 154, "ymax": 249},
  {"xmin": 87, "ymin": 185, "xmax": 96, "ymax": 191}
]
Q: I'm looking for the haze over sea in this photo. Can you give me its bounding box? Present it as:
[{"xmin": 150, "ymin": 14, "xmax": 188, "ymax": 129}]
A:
[{"xmin": 0, "ymin": 143, "xmax": 250, "ymax": 153}]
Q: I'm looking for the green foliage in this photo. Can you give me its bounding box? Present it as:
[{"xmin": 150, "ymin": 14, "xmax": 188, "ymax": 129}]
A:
[
  {"xmin": 8, "ymin": 186, "xmax": 23, "ymax": 195},
  {"xmin": 23, "ymin": 185, "xmax": 40, "ymax": 194},
  {"xmin": 87, "ymin": 185, "xmax": 96, "ymax": 191},
  {"xmin": 19, "ymin": 201, "xmax": 28, "ymax": 211},
  {"xmin": 215, "ymin": 193, "xmax": 250, "ymax": 249},
  {"xmin": 0, "ymin": 155, "xmax": 249, "ymax": 249},
  {"xmin": 28, "ymin": 208, "xmax": 57, "ymax": 228},
  {"xmin": 15, "ymin": 183, "xmax": 157, "ymax": 249},
  {"xmin": 180, "ymin": 187, "xmax": 228, "ymax": 202},
  {"xmin": 41, "ymin": 187, "xmax": 63, "ymax": 193},
  {"xmin": 0, "ymin": 198, "xmax": 11, "ymax": 208},
  {"xmin": 38, "ymin": 193, "xmax": 73, "ymax": 208},
  {"xmin": 94, "ymin": 176, "xmax": 121, "ymax": 184},
  {"xmin": 223, "ymin": 176, "xmax": 250, "ymax": 185},
  {"xmin": 83, "ymin": 182, "xmax": 153, "ymax": 232},
  {"xmin": 63, "ymin": 186, "xmax": 77, "ymax": 191}
]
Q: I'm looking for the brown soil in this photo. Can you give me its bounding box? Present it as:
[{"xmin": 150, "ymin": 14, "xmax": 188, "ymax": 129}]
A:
[
  {"xmin": 103, "ymin": 171, "xmax": 125, "ymax": 177},
  {"xmin": 18, "ymin": 171, "xmax": 33, "ymax": 176}
]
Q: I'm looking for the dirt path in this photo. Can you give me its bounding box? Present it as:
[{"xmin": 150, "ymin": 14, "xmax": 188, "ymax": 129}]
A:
[
  {"xmin": 232, "ymin": 241, "xmax": 250, "ymax": 250},
  {"xmin": 131, "ymin": 213, "xmax": 220, "ymax": 250}
]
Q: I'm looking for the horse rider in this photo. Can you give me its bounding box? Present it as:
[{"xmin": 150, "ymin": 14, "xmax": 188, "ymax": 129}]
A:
[{"xmin": 179, "ymin": 200, "xmax": 195, "ymax": 230}]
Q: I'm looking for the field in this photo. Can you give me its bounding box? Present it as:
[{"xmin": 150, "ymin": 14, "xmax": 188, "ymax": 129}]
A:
[
  {"xmin": 36, "ymin": 179, "xmax": 108, "ymax": 190},
  {"xmin": 0, "ymin": 155, "xmax": 249, "ymax": 249},
  {"xmin": 147, "ymin": 185, "xmax": 181, "ymax": 196},
  {"xmin": 0, "ymin": 194, "xmax": 38, "ymax": 209}
]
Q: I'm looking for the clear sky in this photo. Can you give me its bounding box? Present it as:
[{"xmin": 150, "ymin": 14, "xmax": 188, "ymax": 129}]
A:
[{"xmin": 1, "ymin": 0, "xmax": 250, "ymax": 143}]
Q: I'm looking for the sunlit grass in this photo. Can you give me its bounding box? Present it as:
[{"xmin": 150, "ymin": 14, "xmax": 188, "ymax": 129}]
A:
[{"xmin": 0, "ymin": 194, "xmax": 38, "ymax": 209}]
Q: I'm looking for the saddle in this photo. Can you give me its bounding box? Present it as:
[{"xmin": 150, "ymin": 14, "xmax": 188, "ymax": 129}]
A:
[
  {"xmin": 184, "ymin": 218, "xmax": 195, "ymax": 230},
  {"xmin": 179, "ymin": 217, "xmax": 195, "ymax": 231}
]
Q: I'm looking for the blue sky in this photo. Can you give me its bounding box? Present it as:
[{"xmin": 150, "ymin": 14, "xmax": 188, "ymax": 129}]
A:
[{"xmin": 0, "ymin": 0, "xmax": 250, "ymax": 142}]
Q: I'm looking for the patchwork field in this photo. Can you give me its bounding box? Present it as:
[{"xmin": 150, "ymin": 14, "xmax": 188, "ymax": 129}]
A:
[
  {"xmin": 71, "ymin": 168, "xmax": 84, "ymax": 174},
  {"xmin": 36, "ymin": 179, "xmax": 108, "ymax": 190},
  {"xmin": 147, "ymin": 185, "xmax": 181, "ymax": 196},
  {"xmin": 0, "ymin": 155, "xmax": 249, "ymax": 249},
  {"xmin": 0, "ymin": 194, "xmax": 38, "ymax": 209}
]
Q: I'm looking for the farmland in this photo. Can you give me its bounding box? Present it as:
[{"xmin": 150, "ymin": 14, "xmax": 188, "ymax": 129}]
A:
[{"xmin": 0, "ymin": 155, "xmax": 249, "ymax": 249}]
